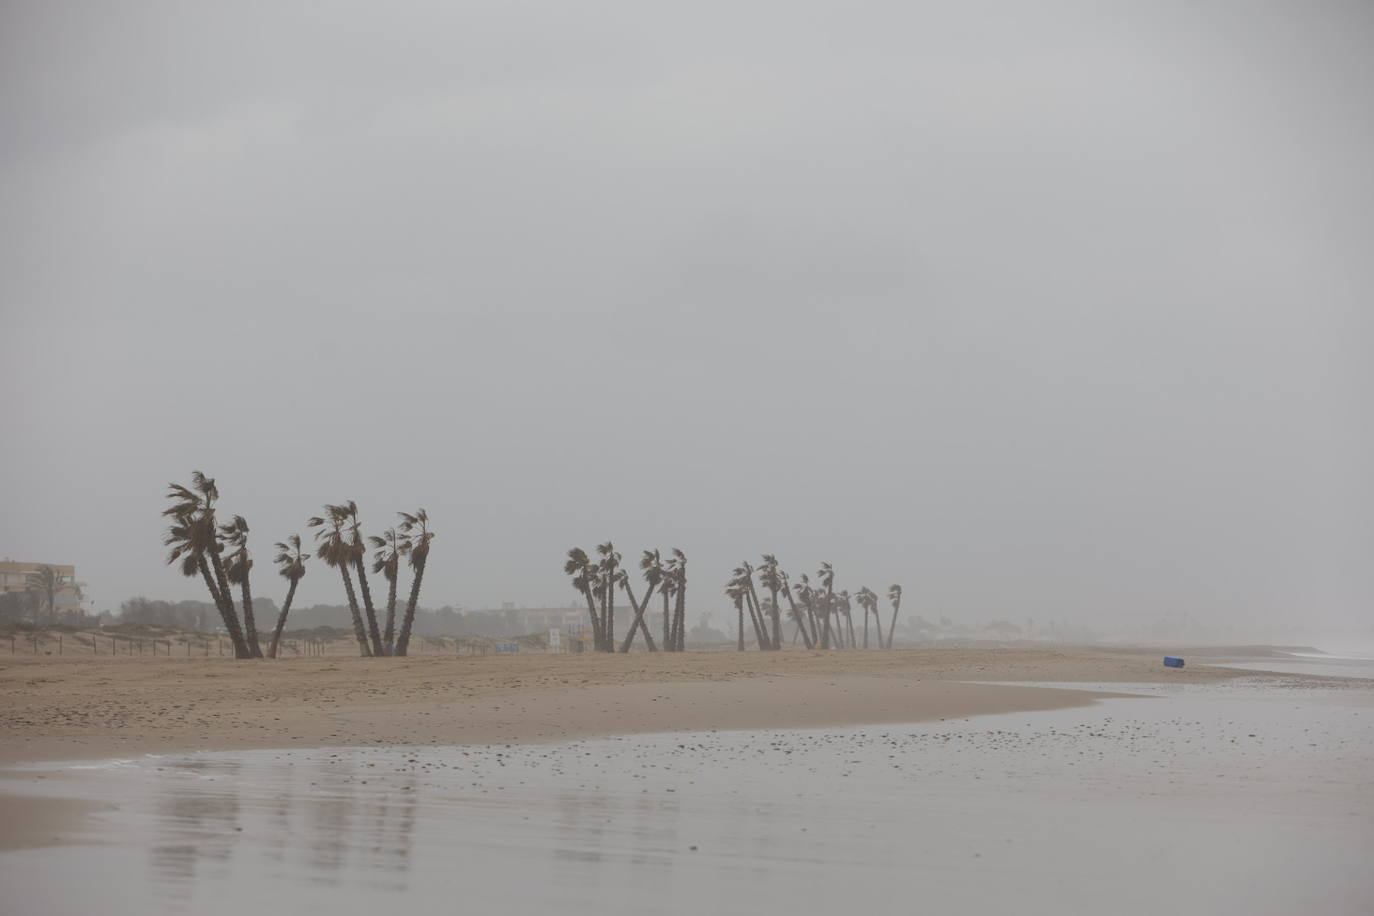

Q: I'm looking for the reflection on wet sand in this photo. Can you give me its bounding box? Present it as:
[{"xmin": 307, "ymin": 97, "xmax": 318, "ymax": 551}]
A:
[{"xmin": 2, "ymin": 683, "xmax": 1372, "ymax": 916}]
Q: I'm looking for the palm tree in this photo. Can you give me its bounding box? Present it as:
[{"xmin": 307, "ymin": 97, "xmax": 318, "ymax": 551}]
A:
[
  {"xmin": 659, "ymin": 565, "xmax": 677, "ymax": 651},
  {"xmin": 596, "ymin": 542, "xmax": 621, "ymax": 652},
  {"xmin": 817, "ymin": 563, "xmax": 837, "ymax": 648},
  {"xmin": 731, "ymin": 562, "xmax": 771, "ymax": 650},
  {"xmin": 778, "ymin": 569, "xmax": 815, "ymax": 650},
  {"xmin": 219, "ymin": 515, "xmax": 264, "ymax": 657},
  {"xmin": 837, "ymin": 589, "xmax": 856, "ymax": 649},
  {"xmin": 309, "ymin": 506, "xmax": 372, "ymax": 657},
  {"xmin": 564, "ymin": 547, "xmax": 603, "ymax": 649},
  {"xmin": 267, "ymin": 535, "xmax": 309, "ymax": 658},
  {"xmin": 164, "ymin": 473, "xmax": 251, "ymax": 658},
  {"xmin": 666, "ymin": 549, "xmax": 687, "ymax": 651},
  {"xmin": 370, "ymin": 527, "xmax": 408, "ymax": 655},
  {"xmin": 394, "ymin": 509, "xmax": 434, "ymax": 656},
  {"xmin": 855, "ymin": 587, "xmax": 878, "ymax": 648},
  {"xmin": 885, "ymin": 584, "xmax": 903, "ymax": 649},
  {"xmin": 340, "ymin": 502, "xmax": 385, "ymax": 656},
  {"xmin": 726, "ymin": 582, "xmax": 747, "ymax": 650},
  {"xmin": 757, "ymin": 555, "xmax": 785, "ymax": 650},
  {"xmin": 639, "ymin": 549, "xmax": 666, "ymax": 649}
]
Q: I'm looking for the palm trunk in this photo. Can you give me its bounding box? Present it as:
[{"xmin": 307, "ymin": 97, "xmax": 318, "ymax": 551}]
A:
[
  {"xmin": 768, "ymin": 588, "xmax": 782, "ymax": 650},
  {"xmin": 790, "ymin": 604, "xmax": 814, "ymax": 650},
  {"xmin": 661, "ymin": 590, "xmax": 672, "ymax": 652},
  {"xmin": 200, "ymin": 558, "xmax": 250, "ymax": 658},
  {"xmin": 618, "ymin": 581, "xmax": 658, "ymax": 653},
  {"xmin": 268, "ymin": 577, "xmax": 299, "ymax": 658},
  {"xmin": 845, "ymin": 606, "xmax": 856, "ymax": 649},
  {"xmin": 886, "ymin": 599, "xmax": 901, "ymax": 649},
  {"xmin": 383, "ymin": 573, "xmax": 399, "ymax": 655},
  {"xmin": 209, "ymin": 544, "xmax": 245, "ymax": 645},
  {"xmin": 581, "ymin": 586, "xmax": 604, "ymax": 650},
  {"xmin": 863, "ymin": 607, "xmax": 870, "ymax": 649},
  {"xmin": 239, "ymin": 574, "xmax": 263, "ymax": 657},
  {"xmin": 784, "ymin": 588, "xmax": 814, "ymax": 650},
  {"xmin": 395, "ymin": 557, "xmax": 427, "ymax": 656},
  {"xmin": 354, "ymin": 558, "xmax": 385, "ymax": 656},
  {"xmin": 340, "ymin": 564, "xmax": 372, "ymax": 657},
  {"xmin": 605, "ymin": 577, "xmax": 616, "ymax": 653},
  {"xmin": 743, "ymin": 588, "xmax": 770, "ymax": 651},
  {"xmin": 673, "ymin": 579, "xmax": 686, "ymax": 651},
  {"xmin": 820, "ymin": 593, "xmax": 834, "ymax": 649},
  {"xmin": 596, "ymin": 581, "xmax": 608, "ymax": 651},
  {"xmin": 736, "ymin": 598, "xmax": 745, "ymax": 651}
]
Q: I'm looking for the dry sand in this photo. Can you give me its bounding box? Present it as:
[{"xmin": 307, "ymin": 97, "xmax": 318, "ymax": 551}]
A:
[{"xmin": 0, "ymin": 645, "xmax": 1293, "ymax": 767}]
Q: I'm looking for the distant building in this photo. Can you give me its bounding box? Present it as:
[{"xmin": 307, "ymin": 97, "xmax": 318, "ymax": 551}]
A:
[
  {"xmin": 0, "ymin": 560, "xmax": 83, "ymax": 613},
  {"xmin": 478, "ymin": 605, "xmax": 589, "ymax": 634}
]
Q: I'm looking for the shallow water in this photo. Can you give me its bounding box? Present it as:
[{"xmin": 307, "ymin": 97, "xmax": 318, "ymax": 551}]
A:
[
  {"xmin": 1210, "ymin": 653, "xmax": 1374, "ymax": 681},
  {"xmin": 3, "ymin": 686, "xmax": 1372, "ymax": 916}
]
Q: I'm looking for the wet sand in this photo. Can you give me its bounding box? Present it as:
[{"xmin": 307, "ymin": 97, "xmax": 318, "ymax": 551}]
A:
[
  {"xmin": 3, "ymin": 682, "xmax": 1371, "ymax": 915},
  {"xmin": 2, "ymin": 646, "xmax": 1366, "ymax": 873}
]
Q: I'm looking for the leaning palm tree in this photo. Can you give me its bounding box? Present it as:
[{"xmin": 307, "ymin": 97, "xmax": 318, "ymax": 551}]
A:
[
  {"xmin": 639, "ymin": 549, "xmax": 666, "ymax": 649},
  {"xmin": 267, "ymin": 535, "xmax": 309, "ymax": 658},
  {"xmin": 777, "ymin": 570, "xmax": 814, "ymax": 650},
  {"xmin": 219, "ymin": 515, "xmax": 264, "ymax": 657},
  {"xmin": 340, "ymin": 502, "xmax": 385, "ymax": 656},
  {"xmin": 164, "ymin": 473, "xmax": 250, "ymax": 658},
  {"xmin": 309, "ymin": 506, "xmax": 372, "ymax": 657},
  {"xmin": 370, "ymin": 527, "xmax": 408, "ymax": 655},
  {"xmin": 170, "ymin": 473, "xmax": 239, "ymax": 634},
  {"xmin": 164, "ymin": 512, "xmax": 251, "ymax": 657},
  {"xmin": 757, "ymin": 555, "xmax": 785, "ymax": 650},
  {"xmin": 731, "ymin": 562, "xmax": 770, "ymax": 650},
  {"xmin": 564, "ymin": 547, "xmax": 603, "ymax": 649},
  {"xmin": 885, "ymin": 584, "xmax": 903, "ymax": 649},
  {"xmin": 837, "ymin": 589, "xmax": 856, "ymax": 649},
  {"xmin": 616, "ymin": 565, "xmax": 659, "ymax": 652},
  {"xmin": 394, "ymin": 509, "xmax": 434, "ymax": 657}
]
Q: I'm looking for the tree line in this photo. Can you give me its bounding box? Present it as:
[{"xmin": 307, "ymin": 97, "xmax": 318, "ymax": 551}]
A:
[
  {"xmin": 163, "ymin": 471, "xmax": 433, "ymax": 659},
  {"xmin": 727, "ymin": 557, "xmax": 902, "ymax": 651},
  {"xmin": 563, "ymin": 544, "xmax": 689, "ymax": 652},
  {"xmin": 562, "ymin": 545, "xmax": 904, "ymax": 652}
]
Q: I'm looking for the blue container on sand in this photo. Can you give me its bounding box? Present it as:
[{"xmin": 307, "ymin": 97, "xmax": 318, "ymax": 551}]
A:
[{"xmin": 1163, "ymin": 656, "xmax": 1185, "ymax": 668}]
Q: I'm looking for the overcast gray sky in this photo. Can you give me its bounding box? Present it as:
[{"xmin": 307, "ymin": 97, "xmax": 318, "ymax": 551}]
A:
[{"xmin": 3, "ymin": 1, "xmax": 1371, "ymax": 638}]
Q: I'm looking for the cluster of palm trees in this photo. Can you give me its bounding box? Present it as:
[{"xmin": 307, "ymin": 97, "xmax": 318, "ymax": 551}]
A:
[
  {"xmin": 563, "ymin": 544, "xmax": 689, "ymax": 652},
  {"xmin": 162, "ymin": 472, "xmax": 433, "ymax": 659},
  {"xmin": 727, "ymin": 557, "xmax": 903, "ymax": 651}
]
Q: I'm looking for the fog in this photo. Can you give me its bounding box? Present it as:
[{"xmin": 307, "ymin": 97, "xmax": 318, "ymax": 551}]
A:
[{"xmin": 2, "ymin": 2, "xmax": 1371, "ymax": 643}]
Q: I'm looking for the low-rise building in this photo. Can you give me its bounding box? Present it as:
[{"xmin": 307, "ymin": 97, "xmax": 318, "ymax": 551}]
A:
[{"xmin": 0, "ymin": 560, "xmax": 83, "ymax": 613}]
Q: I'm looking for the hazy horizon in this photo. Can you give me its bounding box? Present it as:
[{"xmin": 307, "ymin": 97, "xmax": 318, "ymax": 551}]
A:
[{"xmin": 3, "ymin": 2, "xmax": 1371, "ymax": 643}]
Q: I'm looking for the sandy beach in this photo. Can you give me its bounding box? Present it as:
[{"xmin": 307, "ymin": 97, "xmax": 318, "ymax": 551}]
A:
[
  {"xmin": 0, "ymin": 646, "xmax": 1276, "ymax": 766},
  {"xmin": 4, "ymin": 646, "xmax": 1372, "ymax": 915},
  {"xmin": 0, "ymin": 648, "xmax": 1359, "ymax": 840}
]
